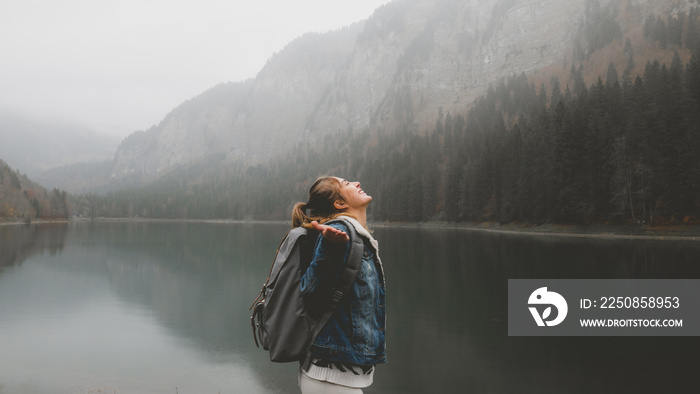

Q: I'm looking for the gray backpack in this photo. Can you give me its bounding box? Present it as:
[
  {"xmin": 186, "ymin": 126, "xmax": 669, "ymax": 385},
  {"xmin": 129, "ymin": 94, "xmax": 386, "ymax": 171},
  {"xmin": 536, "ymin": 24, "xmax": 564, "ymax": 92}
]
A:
[{"xmin": 250, "ymin": 219, "xmax": 363, "ymax": 366}]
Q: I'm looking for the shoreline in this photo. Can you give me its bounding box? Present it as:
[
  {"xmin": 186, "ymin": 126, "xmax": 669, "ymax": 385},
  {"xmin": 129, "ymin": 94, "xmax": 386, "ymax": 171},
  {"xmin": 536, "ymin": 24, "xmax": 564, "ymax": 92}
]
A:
[
  {"xmin": 2, "ymin": 217, "xmax": 700, "ymax": 241},
  {"xmin": 372, "ymin": 221, "xmax": 700, "ymax": 242}
]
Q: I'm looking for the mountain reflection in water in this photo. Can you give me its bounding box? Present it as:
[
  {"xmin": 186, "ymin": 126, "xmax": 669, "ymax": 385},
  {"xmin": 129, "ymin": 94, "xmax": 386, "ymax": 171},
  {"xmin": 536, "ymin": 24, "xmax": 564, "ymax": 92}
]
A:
[{"xmin": 1, "ymin": 222, "xmax": 699, "ymax": 393}]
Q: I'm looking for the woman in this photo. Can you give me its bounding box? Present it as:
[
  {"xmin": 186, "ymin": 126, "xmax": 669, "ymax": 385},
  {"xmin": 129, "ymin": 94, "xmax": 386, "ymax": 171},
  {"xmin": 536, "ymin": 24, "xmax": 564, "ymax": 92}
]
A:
[{"xmin": 291, "ymin": 176, "xmax": 386, "ymax": 393}]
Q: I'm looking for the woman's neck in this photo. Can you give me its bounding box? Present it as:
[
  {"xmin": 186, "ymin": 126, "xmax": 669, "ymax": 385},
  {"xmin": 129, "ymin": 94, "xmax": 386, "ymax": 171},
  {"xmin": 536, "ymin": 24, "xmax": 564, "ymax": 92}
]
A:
[{"xmin": 341, "ymin": 208, "xmax": 367, "ymax": 228}]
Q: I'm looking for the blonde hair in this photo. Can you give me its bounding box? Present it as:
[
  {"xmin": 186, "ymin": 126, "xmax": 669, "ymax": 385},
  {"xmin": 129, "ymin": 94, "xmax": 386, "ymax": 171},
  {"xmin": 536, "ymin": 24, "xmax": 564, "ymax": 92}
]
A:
[{"xmin": 292, "ymin": 177, "xmax": 346, "ymax": 228}]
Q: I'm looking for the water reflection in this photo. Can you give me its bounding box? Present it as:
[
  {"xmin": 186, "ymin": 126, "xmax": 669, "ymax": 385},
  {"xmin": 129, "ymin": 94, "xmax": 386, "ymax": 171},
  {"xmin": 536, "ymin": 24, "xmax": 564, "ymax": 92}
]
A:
[
  {"xmin": 0, "ymin": 221, "xmax": 294, "ymax": 393},
  {"xmin": 371, "ymin": 227, "xmax": 700, "ymax": 394},
  {"xmin": 0, "ymin": 222, "xmax": 68, "ymax": 271},
  {"xmin": 61, "ymin": 222, "xmax": 291, "ymax": 359},
  {"xmin": 2, "ymin": 222, "xmax": 700, "ymax": 393}
]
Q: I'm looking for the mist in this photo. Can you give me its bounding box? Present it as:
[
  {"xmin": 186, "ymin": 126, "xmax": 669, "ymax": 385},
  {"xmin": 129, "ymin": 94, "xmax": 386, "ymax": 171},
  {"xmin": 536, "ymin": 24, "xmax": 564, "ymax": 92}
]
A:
[{"xmin": 0, "ymin": 0, "xmax": 391, "ymax": 138}]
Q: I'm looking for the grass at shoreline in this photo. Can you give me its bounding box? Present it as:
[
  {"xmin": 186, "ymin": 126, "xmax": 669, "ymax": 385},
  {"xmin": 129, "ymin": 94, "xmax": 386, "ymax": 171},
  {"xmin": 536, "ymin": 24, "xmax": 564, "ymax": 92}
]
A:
[{"xmin": 2, "ymin": 217, "xmax": 700, "ymax": 241}]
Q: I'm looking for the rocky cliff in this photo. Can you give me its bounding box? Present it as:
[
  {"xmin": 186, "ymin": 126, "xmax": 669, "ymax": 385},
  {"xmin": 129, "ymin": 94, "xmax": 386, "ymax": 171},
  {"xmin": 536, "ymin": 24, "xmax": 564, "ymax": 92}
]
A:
[{"xmin": 102, "ymin": 0, "xmax": 693, "ymax": 188}]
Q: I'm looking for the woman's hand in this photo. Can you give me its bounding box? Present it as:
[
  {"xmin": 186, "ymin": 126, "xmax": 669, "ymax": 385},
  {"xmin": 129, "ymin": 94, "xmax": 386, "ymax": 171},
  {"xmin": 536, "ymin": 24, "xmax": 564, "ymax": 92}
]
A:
[{"xmin": 311, "ymin": 221, "xmax": 349, "ymax": 243}]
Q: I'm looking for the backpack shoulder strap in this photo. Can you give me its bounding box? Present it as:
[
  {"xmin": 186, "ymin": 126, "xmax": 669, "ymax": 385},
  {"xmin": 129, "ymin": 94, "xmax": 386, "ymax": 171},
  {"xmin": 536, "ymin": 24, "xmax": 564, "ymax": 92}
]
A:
[
  {"xmin": 324, "ymin": 218, "xmax": 363, "ymax": 308},
  {"xmin": 302, "ymin": 218, "xmax": 364, "ymax": 370}
]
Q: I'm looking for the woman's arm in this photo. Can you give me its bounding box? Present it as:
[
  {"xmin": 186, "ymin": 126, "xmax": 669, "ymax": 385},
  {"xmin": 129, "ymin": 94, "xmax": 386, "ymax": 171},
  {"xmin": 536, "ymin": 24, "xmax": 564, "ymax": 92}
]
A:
[
  {"xmin": 311, "ymin": 220, "xmax": 349, "ymax": 243},
  {"xmin": 300, "ymin": 222, "xmax": 349, "ymax": 295}
]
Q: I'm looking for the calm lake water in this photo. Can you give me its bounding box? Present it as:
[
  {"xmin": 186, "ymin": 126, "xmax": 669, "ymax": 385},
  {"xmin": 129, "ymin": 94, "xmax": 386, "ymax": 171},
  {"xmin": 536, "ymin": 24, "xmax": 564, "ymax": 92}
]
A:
[{"xmin": 2, "ymin": 221, "xmax": 700, "ymax": 393}]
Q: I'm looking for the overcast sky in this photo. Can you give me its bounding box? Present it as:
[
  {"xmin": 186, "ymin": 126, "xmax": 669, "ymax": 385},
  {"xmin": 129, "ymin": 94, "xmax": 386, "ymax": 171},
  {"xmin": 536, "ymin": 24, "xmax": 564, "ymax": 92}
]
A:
[{"xmin": 0, "ymin": 0, "xmax": 391, "ymax": 138}]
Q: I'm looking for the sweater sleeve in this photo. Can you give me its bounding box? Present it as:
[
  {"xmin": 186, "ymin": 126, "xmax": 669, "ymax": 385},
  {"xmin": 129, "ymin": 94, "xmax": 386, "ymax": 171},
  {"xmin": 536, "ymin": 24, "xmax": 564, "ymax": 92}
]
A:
[{"xmin": 300, "ymin": 222, "xmax": 350, "ymax": 295}]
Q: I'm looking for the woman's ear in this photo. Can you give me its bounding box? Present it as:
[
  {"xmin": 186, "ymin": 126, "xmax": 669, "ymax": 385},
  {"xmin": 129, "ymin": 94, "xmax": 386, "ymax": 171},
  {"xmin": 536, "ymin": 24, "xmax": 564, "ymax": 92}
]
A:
[{"xmin": 334, "ymin": 200, "xmax": 348, "ymax": 210}]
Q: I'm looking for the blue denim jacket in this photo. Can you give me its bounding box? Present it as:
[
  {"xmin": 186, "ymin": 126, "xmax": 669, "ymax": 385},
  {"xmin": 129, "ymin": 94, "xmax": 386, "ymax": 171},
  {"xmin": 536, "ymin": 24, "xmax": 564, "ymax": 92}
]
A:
[{"xmin": 300, "ymin": 221, "xmax": 387, "ymax": 366}]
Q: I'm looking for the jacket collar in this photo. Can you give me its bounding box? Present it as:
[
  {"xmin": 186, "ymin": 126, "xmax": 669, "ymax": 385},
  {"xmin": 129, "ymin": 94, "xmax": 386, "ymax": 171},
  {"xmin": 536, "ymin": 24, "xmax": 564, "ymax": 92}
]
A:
[{"xmin": 336, "ymin": 215, "xmax": 379, "ymax": 253}]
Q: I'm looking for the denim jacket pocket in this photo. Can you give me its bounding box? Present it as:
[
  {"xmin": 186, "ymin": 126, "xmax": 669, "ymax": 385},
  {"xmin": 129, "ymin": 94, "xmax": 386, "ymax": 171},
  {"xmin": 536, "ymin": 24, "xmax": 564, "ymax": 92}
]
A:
[{"xmin": 356, "ymin": 246, "xmax": 375, "ymax": 279}]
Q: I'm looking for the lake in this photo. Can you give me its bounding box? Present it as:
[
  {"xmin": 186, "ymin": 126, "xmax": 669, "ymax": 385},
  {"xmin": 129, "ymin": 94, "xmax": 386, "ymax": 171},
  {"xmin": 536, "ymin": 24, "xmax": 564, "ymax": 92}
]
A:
[{"xmin": 1, "ymin": 221, "xmax": 700, "ymax": 393}]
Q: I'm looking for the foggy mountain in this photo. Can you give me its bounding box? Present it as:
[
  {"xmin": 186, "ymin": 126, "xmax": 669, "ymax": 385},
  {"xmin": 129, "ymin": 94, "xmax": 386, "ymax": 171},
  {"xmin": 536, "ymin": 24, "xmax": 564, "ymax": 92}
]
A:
[
  {"xmin": 44, "ymin": 0, "xmax": 695, "ymax": 194},
  {"xmin": 0, "ymin": 109, "xmax": 119, "ymax": 178}
]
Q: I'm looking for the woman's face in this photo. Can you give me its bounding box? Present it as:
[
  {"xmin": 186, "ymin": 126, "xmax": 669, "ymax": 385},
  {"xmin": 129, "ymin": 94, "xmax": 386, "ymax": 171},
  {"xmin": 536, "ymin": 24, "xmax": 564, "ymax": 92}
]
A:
[{"xmin": 335, "ymin": 177, "xmax": 372, "ymax": 209}]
